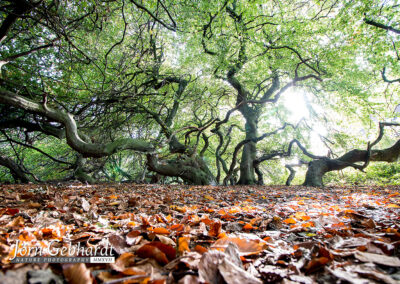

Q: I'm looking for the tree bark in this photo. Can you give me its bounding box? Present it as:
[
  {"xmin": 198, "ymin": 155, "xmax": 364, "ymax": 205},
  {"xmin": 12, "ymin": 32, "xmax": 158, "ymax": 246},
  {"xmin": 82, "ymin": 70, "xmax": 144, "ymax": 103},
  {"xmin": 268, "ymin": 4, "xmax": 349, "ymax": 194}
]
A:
[
  {"xmin": 238, "ymin": 122, "xmax": 258, "ymax": 184},
  {"xmin": 0, "ymin": 89, "xmax": 154, "ymax": 157},
  {"xmin": 0, "ymin": 155, "xmax": 30, "ymax": 183},
  {"xmin": 0, "ymin": 0, "xmax": 35, "ymax": 43},
  {"xmin": 147, "ymin": 154, "xmax": 215, "ymax": 185},
  {"xmin": 303, "ymin": 140, "xmax": 400, "ymax": 187}
]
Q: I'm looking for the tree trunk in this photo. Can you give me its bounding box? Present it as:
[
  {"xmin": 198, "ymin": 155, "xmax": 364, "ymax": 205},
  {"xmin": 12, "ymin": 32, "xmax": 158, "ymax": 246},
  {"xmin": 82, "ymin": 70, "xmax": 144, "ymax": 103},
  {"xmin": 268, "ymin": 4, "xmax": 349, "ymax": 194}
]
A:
[
  {"xmin": 72, "ymin": 156, "xmax": 96, "ymax": 184},
  {"xmin": 303, "ymin": 160, "xmax": 329, "ymax": 187},
  {"xmin": 147, "ymin": 154, "xmax": 215, "ymax": 185},
  {"xmin": 303, "ymin": 140, "xmax": 400, "ymax": 187},
  {"xmin": 0, "ymin": 155, "xmax": 30, "ymax": 183},
  {"xmin": 238, "ymin": 112, "xmax": 258, "ymax": 185}
]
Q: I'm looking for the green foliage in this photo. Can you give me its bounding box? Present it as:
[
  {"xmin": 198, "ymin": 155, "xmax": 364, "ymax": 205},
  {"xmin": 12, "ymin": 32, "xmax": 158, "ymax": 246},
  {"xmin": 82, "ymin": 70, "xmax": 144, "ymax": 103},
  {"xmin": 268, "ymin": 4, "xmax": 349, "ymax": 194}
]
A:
[
  {"xmin": 325, "ymin": 162, "xmax": 400, "ymax": 186},
  {"xmin": 0, "ymin": 0, "xmax": 399, "ymax": 185}
]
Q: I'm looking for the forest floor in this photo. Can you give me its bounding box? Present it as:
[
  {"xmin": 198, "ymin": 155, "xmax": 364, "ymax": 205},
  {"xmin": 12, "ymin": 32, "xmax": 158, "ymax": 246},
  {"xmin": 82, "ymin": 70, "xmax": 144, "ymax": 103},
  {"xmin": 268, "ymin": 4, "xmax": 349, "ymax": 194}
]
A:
[{"xmin": 0, "ymin": 183, "xmax": 399, "ymax": 284}]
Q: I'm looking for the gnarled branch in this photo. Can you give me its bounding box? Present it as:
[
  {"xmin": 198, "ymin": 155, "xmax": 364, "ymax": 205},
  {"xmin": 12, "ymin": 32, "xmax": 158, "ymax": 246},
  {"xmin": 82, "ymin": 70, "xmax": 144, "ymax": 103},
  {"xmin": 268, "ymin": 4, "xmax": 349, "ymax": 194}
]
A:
[{"xmin": 0, "ymin": 89, "xmax": 154, "ymax": 157}]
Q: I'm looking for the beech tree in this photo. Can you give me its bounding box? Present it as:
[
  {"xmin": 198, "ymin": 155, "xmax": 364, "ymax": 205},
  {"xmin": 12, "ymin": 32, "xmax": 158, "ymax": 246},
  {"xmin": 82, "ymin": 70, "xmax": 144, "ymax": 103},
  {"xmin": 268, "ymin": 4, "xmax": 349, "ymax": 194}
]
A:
[{"xmin": 0, "ymin": 0, "xmax": 399, "ymax": 186}]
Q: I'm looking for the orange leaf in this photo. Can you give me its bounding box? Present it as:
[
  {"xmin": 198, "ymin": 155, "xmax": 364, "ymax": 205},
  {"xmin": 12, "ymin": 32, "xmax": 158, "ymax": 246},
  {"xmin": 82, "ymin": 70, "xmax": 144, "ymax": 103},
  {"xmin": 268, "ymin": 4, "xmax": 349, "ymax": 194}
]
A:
[
  {"xmin": 178, "ymin": 237, "xmax": 190, "ymax": 254},
  {"xmin": 283, "ymin": 218, "xmax": 296, "ymax": 224},
  {"xmin": 243, "ymin": 223, "xmax": 253, "ymax": 230},
  {"xmin": 250, "ymin": 217, "xmax": 261, "ymax": 225},
  {"xmin": 121, "ymin": 267, "xmax": 147, "ymax": 276},
  {"xmin": 301, "ymin": 222, "xmax": 315, "ymax": 228},
  {"xmin": 386, "ymin": 228, "xmax": 397, "ymax": 233},
  {"xmin": 332, "ymin": 222, "xmax": 345, "ymax": 228},
  {"xmin": 263, "ymin": 236, "xmax": 271, "ymax": 242},
  {"xmin": 295, "ymin": 212, "xmax": 311, "ymax": 221},
  {"xmin": 41, "ymin": 228, "xmax": 54, "ymax": 238},
  {"xmin": 212, "ymin": 237, "xmax": 266, "ymax": 256},
  {"xmin": 208, "ymin": 220, "xmax": 222, "ymax": 237},
  {"xmin": 152, "ymin": 227, "xmax": 170, "ymax": 235},
  {"xmin": 218, "ymin": 209, "xmax": 227, "ymax": 215},
  {"xmin": 201, "ymin": 216, "xmax": 213, "ymax": 225},
  {"xmin": 217, "ymin": 232, "xmax": 228, "ymax": 239},
  {"xmin": 155, "ymin": 215, "xmax": 167, "ymax": 223},
  {"xmin": 19, "ymin": 231, "xmax": 35, "ymax": 242},
  {"xmin": 220, "ymin": 214, "xmax": 237, "ymax": 220},
  {"xmin": 169, "ymin": 224, "xmax": 184, "ymax": 231},
  {"xmin": 194, "ymin": 245, "xmax": 208, "ymax": 254}
]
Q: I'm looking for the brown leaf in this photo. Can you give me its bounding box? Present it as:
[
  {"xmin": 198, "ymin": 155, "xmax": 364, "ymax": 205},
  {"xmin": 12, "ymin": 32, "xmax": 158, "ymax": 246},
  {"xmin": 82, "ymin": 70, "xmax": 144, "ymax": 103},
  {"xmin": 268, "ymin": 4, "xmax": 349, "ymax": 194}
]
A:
[
  {"xmin": 109, "ymin": 234, "xmax": 129, "ymax": 254},
  {"xmin": 198, "ymin": 250, "xmax": 262, "ymax": 284},
  {"xmin": 126, "ymin": 230, "xmax": 143, "ymax": 246},
  {"xmin": 6, "ymin": 216, "xmax": 24, "ymax": 229},
  {"xmin": 63, "ymin": 263, "xmax": 92, "ymax": 284},
  {"xmin": 212, "ymin": 237, "xmax": 266, "ymax": 256},
  {"xmin": 28, "ymin": 202, "xmax": 41, "ymax": 208},
  {"xmin": 355, "ymin": 251, "xmax": 400, "ymax": 267},
  {"xmin": 208, "ymin": 220, "xmax": 222, "ymax": 237},
  {"xmin": 326, "ymin": 267, "xmax": 365, "ymax": 284},
  {"xmin": 110, "ymin": 252, "xmax": 136, "ymax": 272},
  {"xmin": 347, "ymin": 264, "xmax": 398, "ymax": 284},
  {"xmin": 136, "ymin": 244, "xmax": 169, "ymax": 265},
  {"xmin": 304, "ymin": 257, "xmax": 330, "ymax": 274},
  {"xmin": 5, "ymin": 208, "xmax": 19, "ymax": 216},
  {"xmin": 146, "ymin": 241, "xmax": 176, "ymax": 261}
]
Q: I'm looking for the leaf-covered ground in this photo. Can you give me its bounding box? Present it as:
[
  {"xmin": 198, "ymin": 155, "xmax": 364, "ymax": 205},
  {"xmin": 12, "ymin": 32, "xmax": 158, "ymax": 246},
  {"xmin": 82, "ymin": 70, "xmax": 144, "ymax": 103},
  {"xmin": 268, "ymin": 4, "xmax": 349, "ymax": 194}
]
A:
[{"xmin": 0, "ymin": 183, "xmax": 399, "ymax": 284}]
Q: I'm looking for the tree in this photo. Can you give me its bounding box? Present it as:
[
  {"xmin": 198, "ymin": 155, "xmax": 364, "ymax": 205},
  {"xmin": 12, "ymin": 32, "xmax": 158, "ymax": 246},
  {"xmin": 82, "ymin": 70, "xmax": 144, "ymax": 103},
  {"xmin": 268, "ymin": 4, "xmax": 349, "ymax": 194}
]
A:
[
  {"xmin": 0, "ymin": 0, "xmax": 399, "ymax": 186},
  {"xmin": 303, "ymin": 1, "xmax": 400, "ymax": 186}
]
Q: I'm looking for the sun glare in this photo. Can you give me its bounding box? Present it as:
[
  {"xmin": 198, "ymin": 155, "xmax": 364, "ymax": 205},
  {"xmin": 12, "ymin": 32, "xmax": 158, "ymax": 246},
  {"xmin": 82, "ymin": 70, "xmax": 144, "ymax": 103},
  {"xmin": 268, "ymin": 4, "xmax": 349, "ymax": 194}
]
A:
[
  {"xmin": 282, "ymin": 89, "xmax": 329, "ymax": 155},
  {"xmin": 282, "ymin": 89, "xmax": 309, "ymax": 122}
]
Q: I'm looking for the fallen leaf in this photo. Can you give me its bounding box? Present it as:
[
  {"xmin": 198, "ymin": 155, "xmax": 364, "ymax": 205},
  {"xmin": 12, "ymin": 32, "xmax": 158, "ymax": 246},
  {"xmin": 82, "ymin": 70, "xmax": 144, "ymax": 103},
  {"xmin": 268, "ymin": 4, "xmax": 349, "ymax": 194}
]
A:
[
  {"xmin": 198, "ymin": 250, "xmax": 262, "ymax": 284},
  {"xmin": 111, "ymin": 252, "xmax": 136, "ymax": 272},
  {"xmin": 63, "ymin": 263, "xmax": 92, "ymax": 284},
  {"xmin": 109, "ymin": 234, "xmax": 129, "ymax": 254},
  {"xmin": 355, "ymin": 251, "xmax": 400, "ymax": 267},
  {"xmin": 208, "ymin": 220, "xmax": 222, "ymax": 237},
  {"xmin": 151, "ymin": 227, "xmax": 170, "ymax": 235},
  {"xmin": 212, "ymin": 237, "xmax": 266, "ymax": 256},
  {"xmin": 283, "ymin": 218, "xmax": 296, "ymax": 224},
  {"xmin": 136, "ymin": 244, "xmax": 169, "ymax": 265},
  {"xmin": 194, "ymin": 245, "xmax": 208, "ymax": 254},
  {"xmin": 178, "ymin": 237, "xmax": 190, "ymax": 254},
  {"xmin": 81, "ymin": 198, "xmax": 90, "ymax": 212}
]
